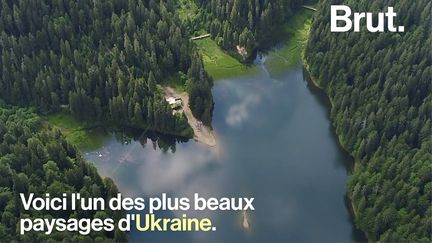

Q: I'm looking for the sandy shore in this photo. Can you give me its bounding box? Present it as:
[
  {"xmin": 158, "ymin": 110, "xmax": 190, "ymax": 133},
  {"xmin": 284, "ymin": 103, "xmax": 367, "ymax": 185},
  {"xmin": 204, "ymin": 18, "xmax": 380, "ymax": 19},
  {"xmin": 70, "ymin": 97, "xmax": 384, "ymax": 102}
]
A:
[{"xmin": 164, "ymin": 87, "xmax": 217, "ymax": 147}]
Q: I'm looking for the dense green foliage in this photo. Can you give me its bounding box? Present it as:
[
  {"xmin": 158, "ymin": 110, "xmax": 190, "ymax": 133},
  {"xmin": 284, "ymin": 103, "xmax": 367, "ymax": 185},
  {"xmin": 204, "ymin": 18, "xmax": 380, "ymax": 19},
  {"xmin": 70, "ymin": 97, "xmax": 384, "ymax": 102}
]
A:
[
  {"xmin": 186, "ymin": 51, "xmax": 214, "ymax": 126},
  {"xmin": 306, "ymin": 0, "xmax": 431, "ymax": 241},
  {"xmin": 194, "ymin": 0, "xmax": 305, "ymax": 59},
  {"xmin": 0, "ymin": 107, "xmax": 128, "ymax": 241},
  {"xmin": 0, "ymin": 0, "xmax": 213, "ymax": 134}
]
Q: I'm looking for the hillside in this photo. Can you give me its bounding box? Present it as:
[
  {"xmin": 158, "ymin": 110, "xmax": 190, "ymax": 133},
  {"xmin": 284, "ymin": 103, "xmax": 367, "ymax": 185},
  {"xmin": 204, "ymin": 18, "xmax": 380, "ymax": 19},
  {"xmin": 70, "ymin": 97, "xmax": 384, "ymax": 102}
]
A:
[
  {"xmin": 0, "ymin": 0, "xmax": 213, "ymax": 134},
  {"xmin": 305, "ymin": 0, "xmax": 431, "ymax": 241},
  {"xmin": 0, "ymin": 107, "xmax": 128, "ymax": 241}
]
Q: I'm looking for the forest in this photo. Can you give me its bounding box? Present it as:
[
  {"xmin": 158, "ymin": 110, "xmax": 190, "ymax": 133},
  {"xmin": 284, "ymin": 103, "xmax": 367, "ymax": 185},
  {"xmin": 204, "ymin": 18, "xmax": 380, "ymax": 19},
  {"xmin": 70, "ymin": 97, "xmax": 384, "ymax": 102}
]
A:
[
  {"xmin": 0, "ymin": 0, "xmax": 214, "ymax": 135},
  {"xmin": 0, "ymin": 106, "xmax": 128, "ymax": 241},
  {"xmin": 0, "ymin": 0, "xmax": 216, "ymax": 241},
  {"xmin": 305, "ymin": 0, "xmax": 431, "ymax": 241},
  {"xmin": 0, "ymin": 0, "xmax": 430, "ymax": 241},
  {"xmin": 189, "ymin": 0, "xmax": 306, "ymax": 60}
]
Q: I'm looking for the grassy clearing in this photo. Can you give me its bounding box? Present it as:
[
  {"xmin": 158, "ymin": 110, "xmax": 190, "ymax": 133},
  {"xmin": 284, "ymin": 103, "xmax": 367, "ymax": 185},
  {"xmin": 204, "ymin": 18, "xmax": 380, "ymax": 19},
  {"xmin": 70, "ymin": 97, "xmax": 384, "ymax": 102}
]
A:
[
  {"xmin": 160, "ymin": 72, "xmax": 187, "ymax": 92},
  {"xmin": 177, "ymin": 0, "xmax": 256, "ymax": 80},
  {"xmin": 195, "ymin": 38, "xmax": 258, "ymax": 80},
  {"xmin": 177, "ymin": 0, "xmax": 199, "ymax": 22},
  {"xmin": 43, "ymin": 112, "xmax": 108, "ymax": 150},
  {"xmin": 264, "ymin": 9, "xmax": 314, "ymax": 76}
]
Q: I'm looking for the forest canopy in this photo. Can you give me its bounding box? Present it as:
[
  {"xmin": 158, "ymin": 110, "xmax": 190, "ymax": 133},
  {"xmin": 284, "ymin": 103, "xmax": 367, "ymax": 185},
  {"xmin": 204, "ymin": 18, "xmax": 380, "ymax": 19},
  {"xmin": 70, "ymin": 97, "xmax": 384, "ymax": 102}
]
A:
[
  {"xmin": 305, "ymin": 0, "xmax": 431, "ymax": 241},
  {"xmin": 0, "ymin": 1, "xmax": 217, "ymax": 241},
  {"xmin": 0, "ymin": 0, "xmax": 214, "ymax": 135},
  {"xmin": 0, "ymin": 106, "xmax": 128, "ymax": 242}
]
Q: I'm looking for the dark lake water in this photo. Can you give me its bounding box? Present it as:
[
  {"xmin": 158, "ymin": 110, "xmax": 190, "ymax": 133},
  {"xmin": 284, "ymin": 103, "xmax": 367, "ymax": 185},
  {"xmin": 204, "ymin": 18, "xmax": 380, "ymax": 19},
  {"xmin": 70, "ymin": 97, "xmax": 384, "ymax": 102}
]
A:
[{"xmin": 84, "ymin": 63, "xmax": 365, "ymax": 242}]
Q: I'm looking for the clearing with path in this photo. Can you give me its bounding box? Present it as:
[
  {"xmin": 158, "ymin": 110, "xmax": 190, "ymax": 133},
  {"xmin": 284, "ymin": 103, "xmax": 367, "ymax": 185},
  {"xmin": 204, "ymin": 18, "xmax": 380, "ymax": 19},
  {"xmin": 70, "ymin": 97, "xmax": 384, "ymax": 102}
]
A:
[{"xmin": 164, "ymin": 87, "xmax": 217, "ymax": 147}]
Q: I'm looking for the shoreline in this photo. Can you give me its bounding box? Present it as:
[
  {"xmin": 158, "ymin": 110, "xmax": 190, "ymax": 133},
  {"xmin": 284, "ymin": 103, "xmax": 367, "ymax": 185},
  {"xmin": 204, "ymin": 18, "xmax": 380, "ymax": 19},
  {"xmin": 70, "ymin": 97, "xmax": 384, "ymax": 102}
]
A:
[
  {"xmin": 164, "ymin": 87, "xmax": 217, "ymax": 147},
  {"xmin": 300, "ymin": 8, "xmax": 368, "ymax": 239},
  {"xmin": 302, "ymin": 57, "xmax": 368, "ymax": 241},
  {"xmin": 44, "ymin": 112, "xmax": 195, "ymax": 150}
]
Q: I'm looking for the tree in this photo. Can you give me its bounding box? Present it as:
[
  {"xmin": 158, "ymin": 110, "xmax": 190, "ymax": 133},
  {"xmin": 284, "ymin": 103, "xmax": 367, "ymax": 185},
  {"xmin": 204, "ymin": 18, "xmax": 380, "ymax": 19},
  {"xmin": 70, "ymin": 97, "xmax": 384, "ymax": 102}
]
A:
[
  {"xmin": 305, "ymin": 0, "xmax": 431, "ymax": 241},
  {"xmin": 0, "ymin": 107, "xmax": 129, "ymax": 241}
]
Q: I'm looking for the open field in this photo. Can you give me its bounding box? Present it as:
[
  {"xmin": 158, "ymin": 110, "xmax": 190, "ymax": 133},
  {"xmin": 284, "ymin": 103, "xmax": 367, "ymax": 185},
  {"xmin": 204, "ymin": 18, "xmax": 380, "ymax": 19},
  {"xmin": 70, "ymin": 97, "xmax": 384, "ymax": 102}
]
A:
[
  {"xmin": 194, "ymin": 10, "xmax": 313, "ymax": 80},
  {"xmin": 195, "ymin": 38, "xmax": 258, "ymax": 80},
  {"xmin": 44, "ymin": 112, "xmax": 108, "ymax": 150}
]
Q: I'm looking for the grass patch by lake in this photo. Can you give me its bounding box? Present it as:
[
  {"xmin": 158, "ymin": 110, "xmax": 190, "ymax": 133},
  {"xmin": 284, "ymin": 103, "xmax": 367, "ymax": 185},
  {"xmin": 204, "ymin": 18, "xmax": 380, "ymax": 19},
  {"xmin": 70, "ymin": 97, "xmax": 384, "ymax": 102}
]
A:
[
  {"xmin": 264, "ymin": 9, "xmax": 314, "ymax": 77},
  {"xmin": 177, "ymin": 0, "xmax": 257, "ymax": 80},
  {"xmin": 194, "ymin": 9, "xmax": 313, "ymax": 80},
  {"xmin": 43, "ymin": 112, "xmax": 108, "ymax": 150},
  {"xmin": 195, "ymin": 38, "xmax": 258, "ymax": 80}
]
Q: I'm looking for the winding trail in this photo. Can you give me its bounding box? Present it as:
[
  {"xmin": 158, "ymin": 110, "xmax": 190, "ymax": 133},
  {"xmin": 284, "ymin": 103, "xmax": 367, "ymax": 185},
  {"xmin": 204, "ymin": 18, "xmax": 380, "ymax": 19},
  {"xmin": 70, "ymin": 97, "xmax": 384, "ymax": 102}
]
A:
[{"xmin": 164, "ymin": 87, "xmax": 217, "ymax": 147}]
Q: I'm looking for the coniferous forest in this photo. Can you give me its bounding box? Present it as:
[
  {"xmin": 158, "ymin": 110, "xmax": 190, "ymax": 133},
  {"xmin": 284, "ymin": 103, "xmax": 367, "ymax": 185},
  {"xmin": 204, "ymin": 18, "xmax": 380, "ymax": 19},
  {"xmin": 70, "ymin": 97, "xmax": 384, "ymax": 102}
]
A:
[
  {"xmin": 0, "ymin": 107, "xmax": 128, "ymax": 241},
  {"xmin": 0, "ymin": 0, "xmax": 214, "ymax": 241},
  {"xmin": 0, "ymin": 0, "xmax": 430, "ymax": 242},
  {"xmin": 305, "ymin": 0, "xmax": 431, "ymax": 241},
  {"xmin": 0, "ymin": 0, "xmax": 214, "ymax": 134}
]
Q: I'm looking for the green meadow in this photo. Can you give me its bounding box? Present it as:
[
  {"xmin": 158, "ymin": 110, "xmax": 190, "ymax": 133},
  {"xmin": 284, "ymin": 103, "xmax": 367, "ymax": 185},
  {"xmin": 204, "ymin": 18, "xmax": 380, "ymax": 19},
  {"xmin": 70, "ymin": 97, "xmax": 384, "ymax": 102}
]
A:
[
  {"xmin": 193, "ymin": 9, "xmax": 314, "ymax": 80},
  {"xmin": 44, "ymin": 112, "xmax": 108, "ymax": 150},
  {"xmin": 195, "ymin": 38, "xmax": 258, "ymax": 80},
  {"xmin": 264, "ymin": 9, "xmax": 314, "ymax": 76}
]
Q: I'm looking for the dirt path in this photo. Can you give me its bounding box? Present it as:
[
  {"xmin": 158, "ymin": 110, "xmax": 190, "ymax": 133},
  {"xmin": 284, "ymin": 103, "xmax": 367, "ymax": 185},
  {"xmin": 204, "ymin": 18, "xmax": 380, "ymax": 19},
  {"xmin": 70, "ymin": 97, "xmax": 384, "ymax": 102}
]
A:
[{"xmin": 164, "ymin": 87, "xmax": 217, "ymax": 147}]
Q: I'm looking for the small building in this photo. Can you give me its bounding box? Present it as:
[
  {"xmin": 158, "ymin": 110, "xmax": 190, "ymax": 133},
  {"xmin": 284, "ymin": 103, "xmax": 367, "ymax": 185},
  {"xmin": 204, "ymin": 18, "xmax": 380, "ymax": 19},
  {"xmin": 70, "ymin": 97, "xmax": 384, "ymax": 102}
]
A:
[
  {"xmin": 166, "ymin": 96, "xmax": 182, "ymax": 109},
  {"xmin": 236, "ymin": 45, "xmax": 248, "ymax": 58}
]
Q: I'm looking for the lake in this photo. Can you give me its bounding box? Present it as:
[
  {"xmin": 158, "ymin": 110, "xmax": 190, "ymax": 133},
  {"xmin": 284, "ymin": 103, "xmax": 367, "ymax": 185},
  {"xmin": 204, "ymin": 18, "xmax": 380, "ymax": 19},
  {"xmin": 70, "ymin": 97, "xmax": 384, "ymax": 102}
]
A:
[{"xmin": 83, "ymin": 61, "xmax": 365, "ymax": 242}]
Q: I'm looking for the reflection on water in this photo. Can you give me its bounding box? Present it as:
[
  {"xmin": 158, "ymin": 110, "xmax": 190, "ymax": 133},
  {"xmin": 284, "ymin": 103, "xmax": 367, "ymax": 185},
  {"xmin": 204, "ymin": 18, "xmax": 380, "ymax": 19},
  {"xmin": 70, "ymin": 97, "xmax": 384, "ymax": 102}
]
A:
[{"xmin": 84, "ymin": 65, "xmax": 365, "ymax": 242}]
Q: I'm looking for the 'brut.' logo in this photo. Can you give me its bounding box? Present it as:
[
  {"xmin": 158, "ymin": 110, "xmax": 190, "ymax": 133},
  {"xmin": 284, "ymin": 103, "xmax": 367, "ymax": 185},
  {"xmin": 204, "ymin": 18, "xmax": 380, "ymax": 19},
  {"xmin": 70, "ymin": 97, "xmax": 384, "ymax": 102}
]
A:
[{"xmin": 331, "ymin": 5, "xmax": 405, "ymax": 33}]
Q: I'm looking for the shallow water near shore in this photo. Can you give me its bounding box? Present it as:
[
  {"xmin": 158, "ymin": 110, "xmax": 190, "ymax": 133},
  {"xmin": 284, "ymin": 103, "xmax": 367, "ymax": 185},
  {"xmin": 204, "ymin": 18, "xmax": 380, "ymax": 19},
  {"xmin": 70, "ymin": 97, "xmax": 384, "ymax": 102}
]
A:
[{"xmin": 83, "ymin": 60, "xmax": 366, "ymax": 242}]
